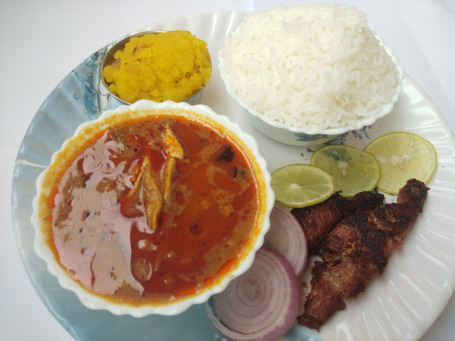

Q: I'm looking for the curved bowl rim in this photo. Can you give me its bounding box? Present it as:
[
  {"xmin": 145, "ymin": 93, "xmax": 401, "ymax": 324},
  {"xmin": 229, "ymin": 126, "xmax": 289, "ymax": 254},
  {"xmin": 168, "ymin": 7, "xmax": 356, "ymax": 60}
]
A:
[
  {"xmin": 100, "ymin": 31, "xmax": 211, "ymax": 105},
  {"xmin": 218, "ymin": 34, "xmax": 404, "ymax": 137},
  {"xmin": 31, "ymin": 99, "xmax": 274, "ymax": 317}
]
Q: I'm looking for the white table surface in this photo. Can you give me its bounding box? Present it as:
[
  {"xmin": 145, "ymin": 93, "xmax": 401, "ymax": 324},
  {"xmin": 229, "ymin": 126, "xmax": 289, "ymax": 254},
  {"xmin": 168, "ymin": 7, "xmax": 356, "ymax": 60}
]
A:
[{"xmin": 1, "ymin": 0, "xmax": 454, "ymax": 340}]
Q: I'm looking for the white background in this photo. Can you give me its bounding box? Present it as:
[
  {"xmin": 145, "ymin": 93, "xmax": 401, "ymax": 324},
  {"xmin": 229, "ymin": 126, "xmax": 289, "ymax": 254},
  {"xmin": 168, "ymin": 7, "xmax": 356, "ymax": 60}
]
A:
[{"xmin": 1, "ymin": 0, "xmax": 454, "ymax": 340}]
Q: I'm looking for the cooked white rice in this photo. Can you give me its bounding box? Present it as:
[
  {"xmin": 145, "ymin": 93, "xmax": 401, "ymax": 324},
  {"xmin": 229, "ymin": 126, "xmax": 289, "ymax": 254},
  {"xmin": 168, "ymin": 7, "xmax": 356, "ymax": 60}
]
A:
[{"xmin": 219, "ymin": 4, "xmax": 401, "ymax": 130}]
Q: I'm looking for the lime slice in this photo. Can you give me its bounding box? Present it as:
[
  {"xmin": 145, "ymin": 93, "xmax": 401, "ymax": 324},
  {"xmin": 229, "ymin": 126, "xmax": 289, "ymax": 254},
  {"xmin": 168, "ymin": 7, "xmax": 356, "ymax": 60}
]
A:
[
  {"xmin": 271, "ymin": 164, "xmax": 335, "ymax": 208},
  {"xmin": 310, "ymin": 144, "xmax": 380, "ymax": 197},
  {"xmin": 365, "ymin": 132, "xmax": 437, "ymax": 194}
]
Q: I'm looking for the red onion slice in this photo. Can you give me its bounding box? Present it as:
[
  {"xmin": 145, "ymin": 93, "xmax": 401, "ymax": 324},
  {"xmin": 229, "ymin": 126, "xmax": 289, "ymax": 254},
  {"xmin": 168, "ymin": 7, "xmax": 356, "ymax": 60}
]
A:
[
  {"xmin": 205, "ymin": 248, "xmax": 300, "ymax": 341},
  {"xmin": 263, "ymin": 204, "xmax": 308, "ymax": 277}
]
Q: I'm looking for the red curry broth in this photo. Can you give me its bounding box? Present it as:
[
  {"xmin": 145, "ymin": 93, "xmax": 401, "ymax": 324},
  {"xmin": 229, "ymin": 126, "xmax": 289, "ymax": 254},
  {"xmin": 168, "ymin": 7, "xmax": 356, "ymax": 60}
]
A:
[{"xmin": 47, "ymin": 114, "xmax": 260, "ymax": 305}]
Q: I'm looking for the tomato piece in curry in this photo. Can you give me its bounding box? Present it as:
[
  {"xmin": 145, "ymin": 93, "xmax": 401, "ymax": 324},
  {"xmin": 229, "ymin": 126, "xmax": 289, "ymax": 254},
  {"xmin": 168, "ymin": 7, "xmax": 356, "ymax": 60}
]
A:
[{"xmin": 47, "ymin": 115, "xmax": 260, "ymax": 305}]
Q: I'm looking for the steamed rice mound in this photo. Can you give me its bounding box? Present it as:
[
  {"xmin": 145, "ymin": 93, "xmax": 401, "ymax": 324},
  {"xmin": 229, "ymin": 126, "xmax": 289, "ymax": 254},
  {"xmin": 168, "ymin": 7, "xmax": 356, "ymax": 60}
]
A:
[
  {"xmin": 219, "ymin": 4, "xmax": 401, "ymax": 130},
  {"xmin": 103, "ymin": 31, "xmax": 211, "ymax": 103}
]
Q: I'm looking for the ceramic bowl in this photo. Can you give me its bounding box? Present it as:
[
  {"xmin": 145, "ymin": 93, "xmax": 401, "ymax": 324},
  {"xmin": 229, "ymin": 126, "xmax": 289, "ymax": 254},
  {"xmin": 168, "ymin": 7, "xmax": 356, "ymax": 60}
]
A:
[
  {"xmin": 219, "ymin": 36, "xmax": 403, "ymax": 146},
  {"xmin": 32, "ymin": 100, "xmax": 274, "ymax": 317}
]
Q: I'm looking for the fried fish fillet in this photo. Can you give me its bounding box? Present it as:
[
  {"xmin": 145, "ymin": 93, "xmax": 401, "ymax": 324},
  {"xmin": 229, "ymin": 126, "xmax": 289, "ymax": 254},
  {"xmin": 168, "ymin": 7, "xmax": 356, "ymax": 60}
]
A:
[
  {"xmin": 298, "ymin": 179, "xmax": 429, "ymax": 330},
  {"xmin": 291, "ymin": 191, "xmax": 384, "ymax": 256}
]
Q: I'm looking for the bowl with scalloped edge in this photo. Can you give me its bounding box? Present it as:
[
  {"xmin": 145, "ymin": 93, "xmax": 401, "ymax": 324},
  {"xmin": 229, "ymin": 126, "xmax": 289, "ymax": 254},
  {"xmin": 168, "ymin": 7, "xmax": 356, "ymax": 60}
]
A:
[{"xmin": 32, "ymin": 99, "xmax": 274, "ymax": 317}]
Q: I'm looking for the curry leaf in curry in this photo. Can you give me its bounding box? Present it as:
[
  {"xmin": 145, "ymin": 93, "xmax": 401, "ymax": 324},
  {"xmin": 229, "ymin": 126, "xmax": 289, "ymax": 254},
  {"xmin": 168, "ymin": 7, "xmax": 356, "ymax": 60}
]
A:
[
  {"xmin": 108, "ymin": 127, "xmax": 125, "ymax": 144},
  {"xmin": 216, "ymin": 145, "xmax": 234, "ymax": 162}
]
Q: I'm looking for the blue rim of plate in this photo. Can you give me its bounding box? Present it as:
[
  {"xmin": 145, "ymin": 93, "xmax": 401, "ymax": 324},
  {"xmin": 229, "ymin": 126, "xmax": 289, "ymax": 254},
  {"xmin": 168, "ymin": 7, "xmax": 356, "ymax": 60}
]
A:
[
  {"xmin": 10, "ymin": 12, "xmax": 319, "ymax": 341},
  {"xmin": 11, "ymin": 10, "xmax": 455, "ymax": 341}
]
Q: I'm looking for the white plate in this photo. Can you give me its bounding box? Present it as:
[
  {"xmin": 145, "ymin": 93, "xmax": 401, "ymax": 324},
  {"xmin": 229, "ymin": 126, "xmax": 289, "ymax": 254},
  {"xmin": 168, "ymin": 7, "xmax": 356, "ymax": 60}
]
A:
[{"xmin": 11, "ymin": 11, "xmax": 455, "ymax": 341}]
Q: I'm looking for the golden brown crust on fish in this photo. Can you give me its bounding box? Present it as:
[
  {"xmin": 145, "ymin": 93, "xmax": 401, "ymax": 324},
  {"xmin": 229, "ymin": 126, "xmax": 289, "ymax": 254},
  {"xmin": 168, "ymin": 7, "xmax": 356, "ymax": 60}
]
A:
[
  {"xmin": 291, "ymin": 191, "xmax": 384, "ymax": 256},
  {"xmin": 298, "ymin": 179, "xmax": 429, "ymax": 330}
]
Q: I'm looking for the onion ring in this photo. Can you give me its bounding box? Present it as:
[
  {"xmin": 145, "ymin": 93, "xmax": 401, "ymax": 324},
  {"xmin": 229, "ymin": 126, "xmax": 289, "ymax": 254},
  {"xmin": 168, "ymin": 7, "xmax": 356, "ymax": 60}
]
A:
[
  {"xmin": 205, "ymin": 248, "xmax": 300, "ymax": 341},
  {"xmin": 264, "ymin": 204, "xmax": 308, "ymax": 277}
]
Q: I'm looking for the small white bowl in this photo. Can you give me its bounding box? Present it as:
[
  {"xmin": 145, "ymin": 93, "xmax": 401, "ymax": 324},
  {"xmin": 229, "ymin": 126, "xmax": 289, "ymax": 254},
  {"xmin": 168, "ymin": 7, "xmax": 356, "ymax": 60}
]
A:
[
  {"xmin": 219, "ymin": 37, "xmax": 403, "ymax": 146},
  {"xmin": 32, "ymin": 100, "xmax": 274, "ymax": 317}
]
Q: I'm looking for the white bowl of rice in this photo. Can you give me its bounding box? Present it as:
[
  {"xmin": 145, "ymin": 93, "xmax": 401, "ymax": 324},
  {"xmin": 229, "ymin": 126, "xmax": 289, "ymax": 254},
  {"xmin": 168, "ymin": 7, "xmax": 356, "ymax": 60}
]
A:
[{"xmin": 219, "ymin": 4, "xmax": 403, "ymax": 146}]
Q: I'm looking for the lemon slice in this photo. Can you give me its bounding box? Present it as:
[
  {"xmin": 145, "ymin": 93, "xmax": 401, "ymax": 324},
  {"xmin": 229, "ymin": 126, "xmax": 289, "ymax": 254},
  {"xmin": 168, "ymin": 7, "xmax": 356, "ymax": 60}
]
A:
[
  {"xmin": 271, "ymin": 164, "xmax": 335, "ymax": 208},
  {"xmin": 365, "ymin": 132, "xmax": 437, "ymax": 194},
  {"xmin": 310, "ymin": 144, "xmax": 380, "ymax": 197}
]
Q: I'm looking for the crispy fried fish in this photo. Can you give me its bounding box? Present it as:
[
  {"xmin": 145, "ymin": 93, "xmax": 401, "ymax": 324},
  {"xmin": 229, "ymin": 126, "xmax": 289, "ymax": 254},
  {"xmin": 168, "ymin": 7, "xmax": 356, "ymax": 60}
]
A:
[
  {"xmin": 291, "ymin": 191, "xmax": 384, "ymax": 256},
  {"xmin": 298, "ymin": 179, "xmax": 429, "ymax": 330}
]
